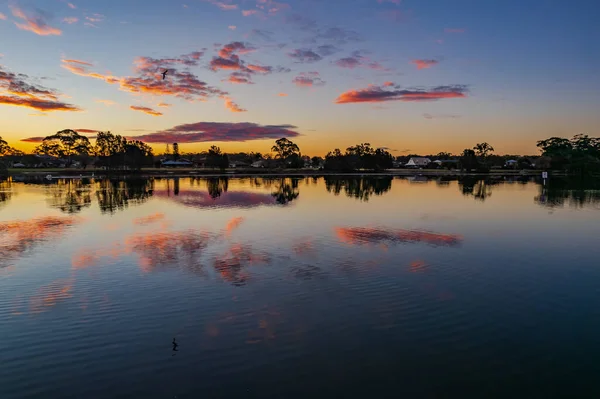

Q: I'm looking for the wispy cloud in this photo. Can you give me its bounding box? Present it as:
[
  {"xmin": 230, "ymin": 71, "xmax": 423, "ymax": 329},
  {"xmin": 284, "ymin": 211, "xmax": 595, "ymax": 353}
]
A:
[
  {"xmin": 292, "ymin": 72, "xmax": 325, "ymax": 87},
  {"xmin": 1, "ymin": 65, "xmax": 80, "ymax": 111},
  {"xmin": 228, "ymin": 25, "xmax": 236, "ymax": 30},
  {"xmin": 62, "ymin": 17, "xmax": 78, "ymax": 24},
  {"xmin": 10, "ymin": 6, "xmax": 62, "ymax": 36},
  {"xmin": 61, "ymin": 54, "xmax": 226, "ymax": 102},
  {"xmin": 130, "ymin": 105, "xmax": 163, "ymax": 116},
  {"xmin": 74, "ymin": 129, "xmax": 99, "ymax": 133},
  {"xmin": 334, "ymin": 50, "xmax": 390, "ymax": 70},
  {"xmin": 278, "ymin": 92, "xmax": 288, "ymax": 97},
  {"xmin": 0, "ymin": 13, "xmax": 7, "ymax": 20},
  {"xmin": 335, "ymin": 83, "xmax": 468, "ymax": 104},
  {"xmin": 411, "ymin": 59, "xmax": 439, "ymax": 70},
  {"xmin": 445, "ymin": 28, "xmax": 466, "ymax": 33},
  {"xmin": 223, "ymin": 97, "xmax": 247, "ymax": 112},
  {"xmin": 128, "ymin": 121, "xmax": 300, "ymax": 143},
  {"xmin": 224, "ymin": 71, "xmax": 254, "ymax": 84},
  {"xmin": 157, "ymin": 102, "xmax": 171, "ymax": 107},
  {"xmin": 20, "ymin": 136, "xmax": 45, "ymax": 142},
  {"xmin": 67, "ymin": 3, "xmax": 77, "ymax": 9},
  {"xmin": 203, "ymin": 0, "xmax": 238, "ymax": 11},
  {"xmin": 288, "ymin": 49, "xmax": 323, "ymax": 63}
]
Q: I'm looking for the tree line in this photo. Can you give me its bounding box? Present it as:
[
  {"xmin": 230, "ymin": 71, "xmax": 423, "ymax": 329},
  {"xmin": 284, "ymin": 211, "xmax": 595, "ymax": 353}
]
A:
[{"xmin": 1, "ymin": 130, "xmax": 599, "ymax": 176}]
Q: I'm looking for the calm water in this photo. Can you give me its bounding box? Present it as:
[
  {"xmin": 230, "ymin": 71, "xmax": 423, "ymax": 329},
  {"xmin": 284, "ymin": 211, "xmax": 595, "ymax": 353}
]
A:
[{"xmin": 1, "ymin": 176, "xmax": 600, "ymax": 398}]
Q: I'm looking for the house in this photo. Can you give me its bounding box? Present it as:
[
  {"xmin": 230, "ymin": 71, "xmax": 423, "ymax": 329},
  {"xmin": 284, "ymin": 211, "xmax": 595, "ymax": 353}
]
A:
[
  {"xmin": 505, "ymin": 160, "xmax": 518, "ymax": 168},
  {"xmin": 230, "ymin": 161, "xmax": 250, "ymax": 168},
  {"xmin": 251, "ymin": 160, "xmax": 266, "ymax": 168},
  {"xmin": 405, "ymin": 157, "xmax": 431, "ymax": 168}
]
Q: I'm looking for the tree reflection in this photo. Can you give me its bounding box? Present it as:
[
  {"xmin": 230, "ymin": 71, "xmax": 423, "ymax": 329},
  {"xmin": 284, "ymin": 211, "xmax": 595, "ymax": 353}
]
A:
[
  {"xmin": 207, "ymin": 177, "xmax": 229, "ymax": 199},
  {"xmin": 458, "ymin": 177, "xmax": 500, "ymax": 202},
  {"xmin": 324, "ymin": 177, "xmax": 392, "ymax": 202},
  {"xmin": 0, "ymin": 178, "xmax": 12, "ymax": 207},
  {"xmin": 95, "ymin": 178, "xmax": 154, "ymax": 214},
  {"xmin": 534, "ymin": 178, "xmax": 600, "ymax": 209},
  {"xmin": 46, "ymin": 179, "xmax": 92, "ymax": 214},
  {"xmin": 271, "ymin": 178, "xmax": 300, "ymax": 204}
]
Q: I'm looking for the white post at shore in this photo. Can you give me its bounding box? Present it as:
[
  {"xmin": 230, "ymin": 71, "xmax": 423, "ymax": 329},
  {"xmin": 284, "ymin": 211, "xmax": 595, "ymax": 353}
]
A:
[{"xmin": 542, "ymin": 171, "xmax": 548, "ymax": 186}]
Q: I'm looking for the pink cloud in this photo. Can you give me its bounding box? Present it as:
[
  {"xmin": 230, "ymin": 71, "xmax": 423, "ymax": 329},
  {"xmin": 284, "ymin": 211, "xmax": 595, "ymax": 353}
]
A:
[
  {"xmin": 411, "ymin": 59, "xmax": 439, "ymax": 69},
  {"xmin": 292, "ymin": 72, "xmax": 325, "ymax": 87},
  {"xmin": 223, "ymin": 97, "xmax": 247, "ymax": 112},
  {"xmin": 20, "ymin": 136, "xmax": 45, "ymax": 143},
  {"xmin": 61, "ymin": 55, "xmax": 226, "ymax": 102},
  {"xmin": 228, "ymin": 25, "xmax": 236, "ymax": 30},
  {"xmin": 130, "ymin": 105, "xmax": 163, "ymax": 116},
  {"xmin": 67, "ymin": 3, "xmax": 77, "ymax": 9},
  {"xmin": 0, "ymin": 65, "xmax": 80, "ymax": 111},
  {"xmin": 242, "ymin": 10, "xmax": 258, "ymax": 16},
  {"xmin": 336, "ymin": 227, "xmax": 462, "ymax": 247},
  {"xmin": 127, "ymin": 121, "xmax": 300, "ymax": 143},
  {"xmin": 278, "ymin": 92, "xmax": 288, "ymax": 97},
  {"xmin": 74, "ymin": 129, "xmax": 99, "ymax": 133},
  {"xmin": 62, "ymin": 17, "xmax": 78, "ymax": 24},
  {"xmin": 10, "ymin": 6, "xmax": 62, "ymax": 36},
  {"xmin": 225, "ymin": 72, "xmax": 254, "ymax": 84},
  {"xmin": 335, "ymin": 83, "xmax": 468, "ymax": 104},
  {"xmin": 0, "ymin": 13, "xmax": 7, "ymax": 20}
]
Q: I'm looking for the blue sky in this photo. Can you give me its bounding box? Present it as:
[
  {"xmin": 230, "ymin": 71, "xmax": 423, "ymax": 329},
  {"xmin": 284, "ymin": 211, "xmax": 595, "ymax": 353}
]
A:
[{"xmin": 1, "ymin": 0, "xmax": 599, "ymax": 155}]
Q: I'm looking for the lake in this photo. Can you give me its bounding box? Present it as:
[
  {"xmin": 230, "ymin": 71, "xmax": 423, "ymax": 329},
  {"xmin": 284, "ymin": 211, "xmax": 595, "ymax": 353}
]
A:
[{"xmin": 1, "ymin": 175, "xmax": 600, "ymax": 398}]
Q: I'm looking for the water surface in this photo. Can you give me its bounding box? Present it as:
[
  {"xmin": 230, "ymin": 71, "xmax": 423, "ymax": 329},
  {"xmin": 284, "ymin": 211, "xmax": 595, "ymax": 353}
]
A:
[{"xmin": 1, "ymin": 176, "xmax": 600, "ymax": 398}]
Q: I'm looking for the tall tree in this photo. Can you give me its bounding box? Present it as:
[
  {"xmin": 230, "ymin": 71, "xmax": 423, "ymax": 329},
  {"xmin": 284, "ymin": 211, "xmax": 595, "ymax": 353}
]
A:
[
  {"xmin": 38, "ymin": 129, "xmax": 91, "ymax": 166},
  {"xmin": 271, "ymin": 138, "xmax": 300, "ymax": 165},
  {"xmin": 460, "ymin": 149, "xmax": 479, "ymax": 172},
  {"xmin": 473, "ymin": 142, "xmax": 494, "ymax": 162},
  {"xmin": 206, "ymin": 145, "xmax": 229, "ymax": 170},
  {"xmin": 173, "ymin": 143, "xmax": 180, "ymax": 160},
  {"xmin": 0, "ymin": 136, "xmax": 10, "ymax": 156}
]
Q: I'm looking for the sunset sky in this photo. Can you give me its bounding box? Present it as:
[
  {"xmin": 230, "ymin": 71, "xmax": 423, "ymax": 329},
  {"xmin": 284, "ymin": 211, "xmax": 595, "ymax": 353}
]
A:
[{"xmin": 1, "ymin": 0, "xmax": 598, "ymax": 156}]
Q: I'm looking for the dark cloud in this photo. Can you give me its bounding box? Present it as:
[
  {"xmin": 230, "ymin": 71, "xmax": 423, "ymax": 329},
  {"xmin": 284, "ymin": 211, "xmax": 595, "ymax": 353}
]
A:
[
  {"xmin": 246, "ymin": 29, "xmax": 274, "ymax": 41},
  {"xmin": 128, "ymin": 121, "xmax": 300, "ymax": 143},
  {"xmin": 333, "ymin": 50, "xmax": 390, "ymax": 70},
  {"xmin": 335, "ymin": 83, "xmax": 469, "ymax": 104},
  {"xmin": 292, "ymin": 72, "xmax": 325, "ymax": 87},
  {"xmin": 315, "ymin": 27, "xmax": 362, "ymax": 44},
  {"xmin": 288, "ymin": 49, "xmax": 323, "ymax": 63}
]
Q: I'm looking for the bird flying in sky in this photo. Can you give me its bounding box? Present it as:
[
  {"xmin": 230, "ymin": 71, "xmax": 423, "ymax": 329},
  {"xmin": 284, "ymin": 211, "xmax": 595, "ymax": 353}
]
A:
[{"xmin": 162, "ymin": 69, "xmax": 168, "ymax": 80}]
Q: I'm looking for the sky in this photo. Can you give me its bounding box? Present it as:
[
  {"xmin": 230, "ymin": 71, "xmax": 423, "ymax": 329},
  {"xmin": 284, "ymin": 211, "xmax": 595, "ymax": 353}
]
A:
[{"xmin": 0, "ymin": 0, "xmax": 599, "ymax": 156}]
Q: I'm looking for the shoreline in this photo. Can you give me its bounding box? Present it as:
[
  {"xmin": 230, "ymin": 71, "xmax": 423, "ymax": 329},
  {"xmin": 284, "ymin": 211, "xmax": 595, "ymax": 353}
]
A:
[{"xmin": 4, "ymin": 168, "xmax": 568, "ymax": 179}]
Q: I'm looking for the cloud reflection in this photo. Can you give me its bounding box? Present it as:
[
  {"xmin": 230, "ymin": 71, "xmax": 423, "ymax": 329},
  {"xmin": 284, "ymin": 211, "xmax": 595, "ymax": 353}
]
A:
[
  {"xmin": 336, "ymin": 227, "xmax": 462, "ymax": 247},
  {"xmin": 0, "ymin": 216, "xmax": 80, "ymax": 268}
]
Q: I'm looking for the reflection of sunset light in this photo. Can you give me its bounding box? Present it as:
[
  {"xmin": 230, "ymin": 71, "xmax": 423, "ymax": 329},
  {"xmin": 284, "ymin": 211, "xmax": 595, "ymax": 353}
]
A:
[
  {"xmin": 335, "ymin": 227, "xmax": 462, "ymax": 247},
  {"xmin": 133, "ymin": 213, "xmax": 166, "ymax": 225},
  {"xmin": 225, "ymin": 217, "xmax": 244, "ymax": 236},
  {"xmin": 292, "ymin": 239, "xmax": 315, "ymax": 256},
  {"xmin": 0, "ymin": 216, "xmax": 79, "ymax": 267},
  {"xmin": 154, "ymin": 189, "xmax": 277, "ymax": 209},
  {"xmin": 410, "ymin": 260, "xmax": 428, "ymax": 273},
  {"xmin": 213, "ymin": 244, "xmax": 270, "ymax": 286},
  {"xmin": 28, "ymin": 278, "xmax": 74, "ymax": 314},
  {"xmin": 125, "ymin": 230, "xmax": 213, "ymax": 273}
]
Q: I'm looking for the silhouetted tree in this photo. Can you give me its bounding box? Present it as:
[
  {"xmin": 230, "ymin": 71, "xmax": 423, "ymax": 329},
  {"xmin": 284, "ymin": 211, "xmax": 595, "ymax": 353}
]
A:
[
  {"xmin": 459, "ymin": 149, "xmax": 479, "ymax": 172},
  {"xmin": 206, "ymin": 146, "xmax": 229, "ymax": 170},
  {"xmin": 46, "ymin": 179, "xmax": 92, "ymax": 214},
  {"xmin": 537, "ymin": 134, "xmax": 600, "ymax": 175},
  {"xmin": 35, "ymin": 129, "xmax": 91, "ymax": 166},
  {"xmin": 173, "ymin": 143, "xmax": 180, "ymax": 161},
  {"xmin": 311, "ymin": 156, "xmax": 323, "ymax": 168},
  {"xmin": 95, "ymin": 178, "xmax": 154, "ymax": 214},
  {"xmin": 271, "ymin": 138, "xmax": 300, "ymax": 167},
  {"xmin": 271, "ymin": 178, "xmax": 300, "ymax": 204}
]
